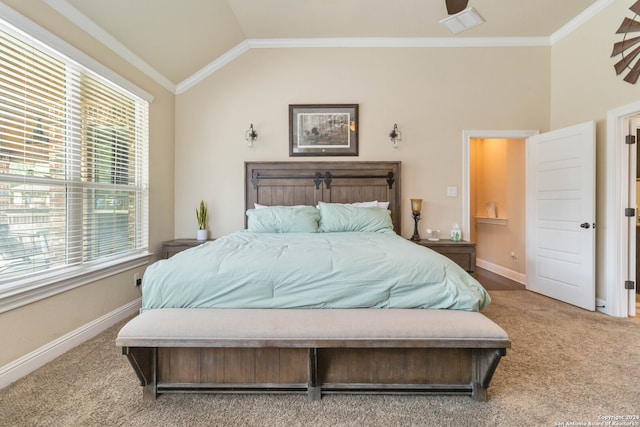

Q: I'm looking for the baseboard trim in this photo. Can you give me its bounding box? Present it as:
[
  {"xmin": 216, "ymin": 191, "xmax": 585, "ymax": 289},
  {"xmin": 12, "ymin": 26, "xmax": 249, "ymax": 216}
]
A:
[
  {"xmin": 0, "ymin": 297, "xmax": 141, "ymax": 390},
  {"xmin": 476, "ymin": 258, "xmax": 526, "ymax": 285}
]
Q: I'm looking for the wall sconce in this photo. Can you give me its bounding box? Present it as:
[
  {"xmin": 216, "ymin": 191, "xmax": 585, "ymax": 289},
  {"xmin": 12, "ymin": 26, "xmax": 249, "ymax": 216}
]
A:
[
  {"xmin": 245, "ymin": 123, "xmax": 258, "ymax": 148},
  {"xmin": 410, "ymin": 198, "xmax": 423, "ymax": 241},
  {"xmin": 389, "ymin": 124, "xmax": 402, "ymax": 148}
]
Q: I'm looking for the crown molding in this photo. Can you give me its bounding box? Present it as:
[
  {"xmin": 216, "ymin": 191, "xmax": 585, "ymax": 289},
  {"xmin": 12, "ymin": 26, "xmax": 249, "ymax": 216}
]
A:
[
  {"xmin": 43, "ymin": 0, "xmax": 176, "ymax": 94},
  {"xmin": 175, "ymin": 40, "xmax": 251, "ymax": 95},
  {"xmin": 550, "ymin": 0, "xmax": 616, "ymax": 44},
  {"xmin": 247, "ymin": 37, "xmax": 550, "ymax": 49}
]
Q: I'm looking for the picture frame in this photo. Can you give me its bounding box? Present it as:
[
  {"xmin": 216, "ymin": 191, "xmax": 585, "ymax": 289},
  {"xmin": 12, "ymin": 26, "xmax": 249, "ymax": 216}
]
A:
[{"xmin": 289, "ymin": 104, "xmax": 358, "ymax": 156}]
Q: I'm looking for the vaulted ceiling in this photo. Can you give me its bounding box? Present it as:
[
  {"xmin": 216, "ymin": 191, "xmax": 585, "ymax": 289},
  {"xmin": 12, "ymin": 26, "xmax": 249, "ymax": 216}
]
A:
[{"xmin": 45, "ymin": 0, "xmax": 603, "ymax": 91}]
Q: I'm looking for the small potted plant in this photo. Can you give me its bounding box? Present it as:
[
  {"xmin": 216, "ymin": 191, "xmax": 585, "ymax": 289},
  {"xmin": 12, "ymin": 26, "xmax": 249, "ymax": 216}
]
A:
[{"xmin": 196, "ymin": 199, "xmax": 208, "ymax": 241}]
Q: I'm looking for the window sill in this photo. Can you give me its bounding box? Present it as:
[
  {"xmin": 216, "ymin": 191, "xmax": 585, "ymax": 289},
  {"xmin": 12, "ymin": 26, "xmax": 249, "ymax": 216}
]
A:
[{"xmin": 0, "ymin": 252, "xmax": 152, "ymax": 314}]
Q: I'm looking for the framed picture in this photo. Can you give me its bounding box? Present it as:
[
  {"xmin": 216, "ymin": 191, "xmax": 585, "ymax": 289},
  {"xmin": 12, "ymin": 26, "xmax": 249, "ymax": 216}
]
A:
[{"xmin": 289, "ymin": 104, "xmax": 358, "ymax": 156}]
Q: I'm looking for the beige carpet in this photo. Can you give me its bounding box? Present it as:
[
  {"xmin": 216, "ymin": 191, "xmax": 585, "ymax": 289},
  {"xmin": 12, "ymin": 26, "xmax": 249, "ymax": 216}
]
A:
[{"xmin": 0, "ymin": 290, "xmax": 638, "ymax": 427}]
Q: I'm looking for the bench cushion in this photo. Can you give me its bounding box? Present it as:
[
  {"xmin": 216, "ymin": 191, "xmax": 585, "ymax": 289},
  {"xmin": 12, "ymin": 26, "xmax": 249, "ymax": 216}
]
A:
[{"xmin": 116, "ymin": 308, "xmax": 510, "ymax": 348}]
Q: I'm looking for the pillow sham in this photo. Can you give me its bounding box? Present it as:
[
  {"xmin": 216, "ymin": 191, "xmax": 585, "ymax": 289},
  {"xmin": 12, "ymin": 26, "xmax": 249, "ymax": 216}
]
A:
[
  {"xmin": 318, "ymin": 201, "xmax": 393, "ymax": 233},
  {"xmin": 246, "ymin": 205, "xmax": 320, "ymax": 233},
  {"xmin": 254, "ymin": 203, "xmax": 308, "ymax": 209},
  {"xmin": 349, "ymin": 201, "xmax": 379, "ymax": 208},
  {"xmin": 317, "ymin": 200, "xmax": 390, "ymax": 209}
]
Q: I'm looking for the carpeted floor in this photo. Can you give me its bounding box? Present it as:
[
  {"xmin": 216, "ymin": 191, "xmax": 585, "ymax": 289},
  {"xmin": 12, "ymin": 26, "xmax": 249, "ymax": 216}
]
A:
[{"xmin": 0, "ymin": 290, "xmax": 639, "ymax": 427}]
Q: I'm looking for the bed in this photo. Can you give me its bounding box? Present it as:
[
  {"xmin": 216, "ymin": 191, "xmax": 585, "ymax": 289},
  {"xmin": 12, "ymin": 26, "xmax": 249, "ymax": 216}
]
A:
[{"xmin": 116, "ymin": 161, "xmax": 510, "ymax": 401}]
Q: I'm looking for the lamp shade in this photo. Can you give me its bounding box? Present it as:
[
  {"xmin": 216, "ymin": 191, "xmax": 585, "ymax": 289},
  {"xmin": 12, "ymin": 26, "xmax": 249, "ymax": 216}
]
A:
[{"xmin": 410, "ymin": 198, "xmax": 423, "ymax": 213}]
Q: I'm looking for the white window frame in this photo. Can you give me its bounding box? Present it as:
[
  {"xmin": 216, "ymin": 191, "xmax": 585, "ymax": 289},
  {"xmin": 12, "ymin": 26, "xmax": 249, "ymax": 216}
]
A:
[{"xmin": 0, "ymin": 5, "xmax": 153, "ymax": 314}]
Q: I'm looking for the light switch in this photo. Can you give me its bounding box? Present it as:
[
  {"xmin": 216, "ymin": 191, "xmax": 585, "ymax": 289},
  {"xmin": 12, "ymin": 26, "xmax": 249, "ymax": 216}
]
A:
[{"xmin": 447, "ymin": 186, "xmax": 457, "ymax": 197}]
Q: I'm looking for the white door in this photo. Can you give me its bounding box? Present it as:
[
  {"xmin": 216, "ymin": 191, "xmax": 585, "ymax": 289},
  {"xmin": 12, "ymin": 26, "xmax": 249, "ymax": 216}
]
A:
[{"xmin": 526, "ymin": 121, "xmax": 596, "ymax": 310}]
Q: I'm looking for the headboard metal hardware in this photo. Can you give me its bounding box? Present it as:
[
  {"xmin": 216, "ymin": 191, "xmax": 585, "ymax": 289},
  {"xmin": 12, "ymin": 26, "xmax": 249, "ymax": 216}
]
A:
[
  {"xmin": 323, "ymin": 172, "xmax": 332, "ymax": 189},
  {"xmin": 252, "ymin": 172, "xmax": 324, "ymax": 189},
  {"xmin": 323, "ymin": 172, "xmax": 394, "ymax": 190},
  {"xmin": 251, "ymin": 171, "xmax": 394, "ymax": 190},
  {"xmin": 251, "ymin": 171, "xmax": 260, "ymax": 189},
  {"xmin": 387, "ymin": 172, "xmax": 395, "ymax": 189}
]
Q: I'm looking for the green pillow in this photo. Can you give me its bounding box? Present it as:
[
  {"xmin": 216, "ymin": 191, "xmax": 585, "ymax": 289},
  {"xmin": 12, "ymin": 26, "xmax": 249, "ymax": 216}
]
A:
[
  {"xmin": 246, "ymin": 206, "xmax": 320, "ymax": 233},
  {"xmin": 318, "ymin": 201, "xmax": 393, "ymax": 232}
]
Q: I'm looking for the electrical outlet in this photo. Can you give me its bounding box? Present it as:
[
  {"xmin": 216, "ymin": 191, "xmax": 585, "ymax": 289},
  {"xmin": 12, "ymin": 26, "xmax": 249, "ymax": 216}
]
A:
[
  {"xmin": 510, "ymin": 251, "xmax": 518, "ymax": 263},
  {"xmin": 134, "ymin": 272, "xmax": 141, "ymax": 287}
]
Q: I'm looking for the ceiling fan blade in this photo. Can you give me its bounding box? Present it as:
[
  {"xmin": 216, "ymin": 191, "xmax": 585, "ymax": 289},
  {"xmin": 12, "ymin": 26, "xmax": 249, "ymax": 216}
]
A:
[{"xmin": 446, "ymin": 0, "xmax": 469, "ymax": 15}]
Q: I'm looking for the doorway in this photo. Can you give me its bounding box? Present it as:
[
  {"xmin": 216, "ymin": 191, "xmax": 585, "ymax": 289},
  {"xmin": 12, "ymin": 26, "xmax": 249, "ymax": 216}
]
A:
[
  {"xmin": 607, "ymin": 101, "xmax": 640, "ymax": 318},
  {"xmin": 468, "ymin": 137, "xmax": 526, "ymax": 284},
  {"xmin": 462, "ymin": 130, "xmax": 538, "ymax": 285}
]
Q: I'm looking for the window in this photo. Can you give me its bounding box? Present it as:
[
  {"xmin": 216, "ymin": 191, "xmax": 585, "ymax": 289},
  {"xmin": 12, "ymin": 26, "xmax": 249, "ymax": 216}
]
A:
[{"xmin": 0, "ymin": 19, "xmax": 149, "ymax": 294}]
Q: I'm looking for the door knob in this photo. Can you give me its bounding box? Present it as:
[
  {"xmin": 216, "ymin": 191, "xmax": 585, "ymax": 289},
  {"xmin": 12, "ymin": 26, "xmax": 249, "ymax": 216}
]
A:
[{"xmin": 580, "ymin": 222, "xmax": 590, "ymax": 229}]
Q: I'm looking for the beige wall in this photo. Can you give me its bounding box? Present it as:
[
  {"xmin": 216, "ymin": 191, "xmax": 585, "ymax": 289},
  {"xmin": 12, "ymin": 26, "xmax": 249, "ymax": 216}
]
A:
[
  {"xmin": 550, "ymin": 0, "xmax": 639, "ymax": 304},
  {"xmin": 472, "ymin": 139, "xmax": 526, "ymax": 275},
  {"xmin": 0, "ymin": 2, "xmax": 175, "ymax": 366},
  {"xmin": 175, "ymin": 47, "xmax": 550, "ymax": 240}
]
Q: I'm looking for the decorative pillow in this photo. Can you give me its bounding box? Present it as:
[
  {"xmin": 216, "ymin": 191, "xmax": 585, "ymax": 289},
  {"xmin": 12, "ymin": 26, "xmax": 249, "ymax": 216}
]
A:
[
  {"xmin": 254, "ymin": 203, "xmax": 308, "ymax": 209},
  {"xmin": 315, "ymin": 201, "xmax": 388, "ymax": 209},
  {"xmin": 349, "ymin": 201, "xmax": 379, "ymax": 208},
  {"xmin": 324, "ymin": 201, "xmax": 390, "ymax": 209},
  {"xmin": 246, "ymin": 205, "xmax": 320, "ymax": 233},
  {"xmin": 318, "ymin": 201, "xmax": 393, "ymax": 233}
]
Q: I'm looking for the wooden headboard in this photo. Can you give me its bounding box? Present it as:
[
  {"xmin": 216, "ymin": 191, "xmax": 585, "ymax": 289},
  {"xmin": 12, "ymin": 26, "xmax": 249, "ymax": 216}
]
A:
[{"xmin": 245, "ymin": 161, "xmax": 402, "ymax": 231}]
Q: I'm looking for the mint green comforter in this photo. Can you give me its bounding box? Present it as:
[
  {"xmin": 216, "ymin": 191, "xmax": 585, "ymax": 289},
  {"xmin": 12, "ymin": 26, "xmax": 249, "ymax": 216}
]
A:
[{"xmin": 142, "ymin": 231, "xmax": 490, "ymax": 312}]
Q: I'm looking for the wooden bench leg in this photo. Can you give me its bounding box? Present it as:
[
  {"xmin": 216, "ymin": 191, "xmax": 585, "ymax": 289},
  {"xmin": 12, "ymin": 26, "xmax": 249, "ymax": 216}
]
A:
[
  {"xmin": 471, "ymin": 382, "xmax": 488, "ymax": 402},
  {"xmin": 143, "ymin": 383, "xmax": 157, "ymax": 401},
  {"xmin": 122, "ymin": 347, "xmax": 157, "ymax": 400},
  {"xmin": 307, "ymin": 386, "xmax": 321, "ymax": 401},
  {"xmin": 144, "ymin": 348, "xmax": 158, "ymax": 400},
  {"xmin": 471, "ymin": 348, "xmax": 507, "ymax": 401},
  {"xmin": 307, "ymin": 348, "xmax": 321, "ymax": 401}
]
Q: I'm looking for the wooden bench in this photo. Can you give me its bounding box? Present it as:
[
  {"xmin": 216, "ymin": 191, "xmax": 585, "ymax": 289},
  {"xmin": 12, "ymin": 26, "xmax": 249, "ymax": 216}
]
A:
[{"xmin": 116, "ymin": 308, "xmax": 510, "ymax": 402}]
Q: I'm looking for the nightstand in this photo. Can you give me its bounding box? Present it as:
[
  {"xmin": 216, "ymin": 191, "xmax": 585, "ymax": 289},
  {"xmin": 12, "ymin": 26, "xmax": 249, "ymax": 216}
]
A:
[
  {"xmin": 412, "ymin": 239, "xmax": 476, "ymax": 273},
  {"xmin": 161, "ymin": 239, "xmax": 213, "ymax": 259}
]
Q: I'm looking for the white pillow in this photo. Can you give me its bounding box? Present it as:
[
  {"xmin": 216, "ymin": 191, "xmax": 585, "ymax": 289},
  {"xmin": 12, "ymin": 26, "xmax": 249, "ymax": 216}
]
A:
[
  {"xmin": 350, "ymin": 201, "xmax": 379, "ymax": 208},
  {"xmin": 315, "ymin": 201, "xmax": 384, "ymax": 208},
  {"xmin": 255, "ymin": 203, "xmax": 308, "ymax": 209}
]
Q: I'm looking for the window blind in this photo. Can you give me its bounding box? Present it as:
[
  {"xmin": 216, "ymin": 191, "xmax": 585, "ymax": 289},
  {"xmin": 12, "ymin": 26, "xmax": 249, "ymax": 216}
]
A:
[{"xmin": 0, "ymin": 22, "xmax": 149, "ymax": 286}]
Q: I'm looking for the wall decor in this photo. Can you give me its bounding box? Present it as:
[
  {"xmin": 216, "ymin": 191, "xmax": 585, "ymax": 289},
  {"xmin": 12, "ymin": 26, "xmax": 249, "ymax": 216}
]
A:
[
  {"xmin": 289, "ymin": 104, "xmax": 358, "ymax": 156},
  {"xmin": 611, "ymin": 0, "xmax": 640, "ymax": 84}
]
